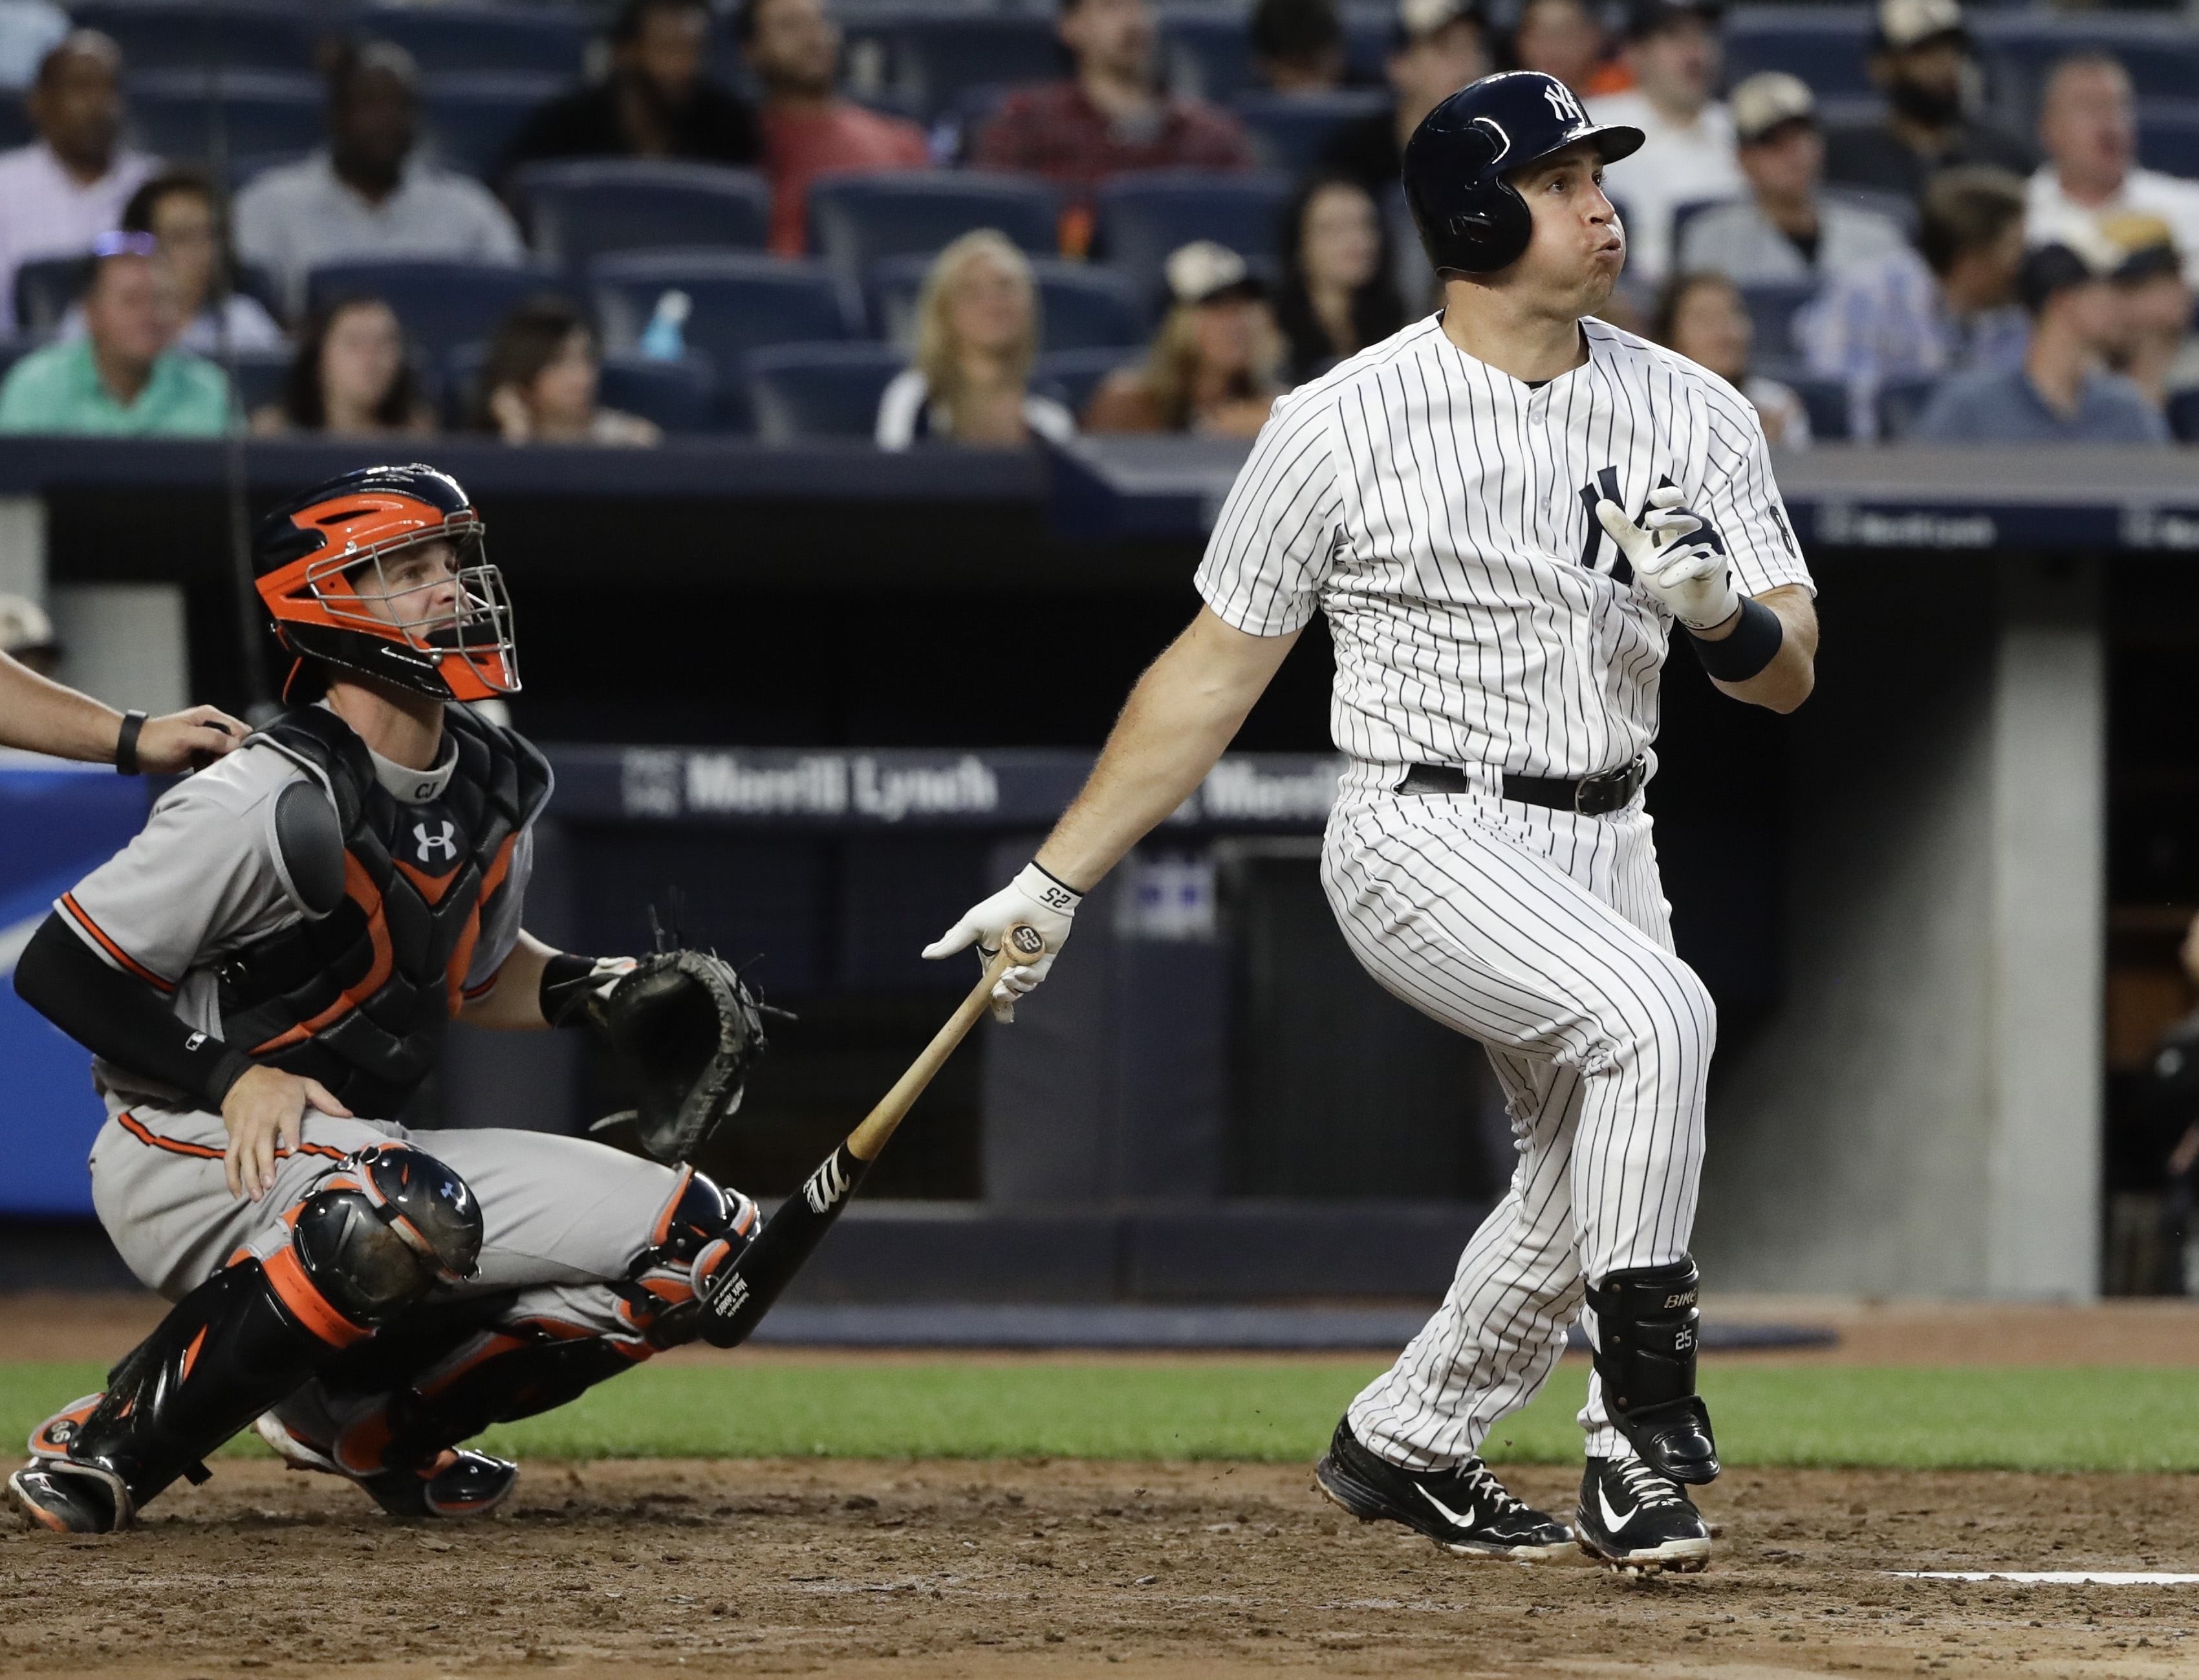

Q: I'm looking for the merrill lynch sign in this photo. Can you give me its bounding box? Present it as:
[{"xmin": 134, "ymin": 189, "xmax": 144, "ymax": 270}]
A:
[{"xmin": 616, "ymin": 749, "xmax": 1340, "ymax": 828}]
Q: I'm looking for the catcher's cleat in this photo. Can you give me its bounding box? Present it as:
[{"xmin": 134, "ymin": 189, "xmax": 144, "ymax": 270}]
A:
[
  {"xmin": 1313, "ymin": 1417, "xmax": 1575, "ymax": 1562},
  {"xmin": 1574, "ymin": 1454, "xmax": 1711, "ymax": 1573},
  {"xmin": 9, "ymin": 1463, "xmax": 128, "ymax": 1534},
  {"xmin": 254, "ymin": 1412, "xmax": 517, "ymax": 1520}
]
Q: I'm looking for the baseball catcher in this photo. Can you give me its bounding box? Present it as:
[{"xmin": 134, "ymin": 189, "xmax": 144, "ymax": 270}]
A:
[{"xmin": 10, "ymin": 464, "xmax": 767, "ymax": 1533}]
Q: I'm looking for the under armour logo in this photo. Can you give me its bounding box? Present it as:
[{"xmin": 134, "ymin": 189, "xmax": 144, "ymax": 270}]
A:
[
  {"xmin": 413, "ymin": 819, "xmax": 458, "ymax": 863},
  {"xmin": 1543, "ymin": 81, "xmax": 1585, "ymax": 125}
]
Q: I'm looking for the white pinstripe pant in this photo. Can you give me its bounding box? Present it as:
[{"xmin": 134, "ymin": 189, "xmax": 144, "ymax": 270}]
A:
[{"xmin": 1321, "ymin": 761, "xmax": 1715, "ymax": 1469}]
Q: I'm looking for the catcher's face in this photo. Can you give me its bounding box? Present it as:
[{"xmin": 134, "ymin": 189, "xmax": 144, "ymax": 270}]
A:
[{"xmin": 352, "ymin": 537, "xmax": 461, "ymax": 632}]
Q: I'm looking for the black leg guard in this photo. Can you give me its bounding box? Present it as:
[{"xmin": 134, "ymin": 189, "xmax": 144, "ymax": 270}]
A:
[
  {"xmin": 1585, "ymin": 1257, "xmax": 1720, "ymax": 1485},
  {"xmin": 12, "ymin": 1145, "xmax": 481, "ymax": 1533}
]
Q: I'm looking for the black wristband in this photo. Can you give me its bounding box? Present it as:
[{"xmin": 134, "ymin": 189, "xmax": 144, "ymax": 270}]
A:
[
  {"xmin": 1685, "ymin": 597, "xmax": 1783, "ymax": 683},
  {"xmin": 114, "ymin": 710, "xmax": 147, "ymax": 776},
  {"xmin": 540, "ymin": 951, "xmax": 604, "ymax": 1029}
]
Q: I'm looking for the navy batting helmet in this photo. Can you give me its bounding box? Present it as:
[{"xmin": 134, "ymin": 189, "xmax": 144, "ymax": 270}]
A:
[{"xmin": 1402, "ymin": 71, "xmax": 1643, "ymax": 275}]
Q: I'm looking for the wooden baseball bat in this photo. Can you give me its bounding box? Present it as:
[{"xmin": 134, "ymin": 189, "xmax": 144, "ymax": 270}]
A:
[{"xmin": 695, "ymin": 922, "xmax": 1044, "ymax": 1348}]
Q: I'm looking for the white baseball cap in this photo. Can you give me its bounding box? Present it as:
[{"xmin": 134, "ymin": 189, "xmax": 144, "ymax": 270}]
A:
[
  {"xmin": 1165, "ymin": 241, "xmax": 1263, "ymax": 306},
  {"xmin": 1877, "ymin": 0, "xmax": 1966, "ymax": 53},
  {"xmin": 1730, "ymin": 70, "xmax": 1815, "ymax": 145}
]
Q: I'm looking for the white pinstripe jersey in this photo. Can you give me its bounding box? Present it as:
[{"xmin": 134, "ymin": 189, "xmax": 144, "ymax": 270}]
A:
[{"xmin": 1195, "ymin": 314, "xmax": 1814, "ymax": 779}]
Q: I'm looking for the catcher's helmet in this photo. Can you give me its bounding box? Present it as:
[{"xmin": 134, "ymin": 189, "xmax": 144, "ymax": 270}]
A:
[
  {"xmin": 1402, "ymin": 71, "xmax": 1644, "ymax": 276},
  {"xmin": 254, "ymin": 464, "xmax": 517, "ymax": 703}
]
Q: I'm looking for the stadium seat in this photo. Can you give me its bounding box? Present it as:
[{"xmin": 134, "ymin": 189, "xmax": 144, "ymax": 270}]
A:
[
  {"xmin": 420, "ymin": 73, "xmax": 568, "ymax": 180},
  {"xmin": 2169, "ymin": 388, "xmax": 2199, "ymax": 446},
  {"xmin": 1737, "ymin": 279, "xmax": 1819, "ymax": 363},
  {"xmin": 808, "ymin": 171, "xmax": 1059, "ymax": 272},
  {"xmin": 1720, "ymin": 7, "xmax": 1876, "ymax": 98},
  {"xmin": 1232, "ymin": 89, "xmax": 1390, "ymax": 175},
  {"xmin": 1668, "ymin": 195, "xmax": 1740, "ymax": 260},
  {"xmin": 1094, "ymin": 170, "xmax": 1295, "ymax": 310},
  {"xmin": 841, "ymin": 14, "xmax": 1060, "ymax": 120},
  {"xmin": 1341, "ymin": 3, "xmax": 1394, "ymax": 83},
  {"xmin": 305, "ymin": 259, "xmax": 566, "ymax": 358},
  {"xmin": 124, "ymin": 70, "xmax": 322, "ymax": 164},
  {"xmin": 12, "ymin": 257, "xmax": 86, "ymax": 338},
  {"xmin": 512, "ymin": 160, "xmax": 772, "ymax": 273},
  {"xmin": 590, "ymin": 253, "xmax": 859, "ymax": 409},
  {"xmin": 1973, "ymin": 16, "xmax": 2199, "ymax": 118},
  {"xmin": 226, "ymin": 345, "xmax": 292, "ymax": 416},
  {"xmin": 1823, "ymin": 182, "xmax": 1920, "ymax": 241},
  {"xmin": 2138, "ymin": 102, "xmax": 2199, "ymax": 182},
  {"xmin": 1034, "ymin": 345, "xmax": 1141, "ymax": 418},
  {"xmin": 1788, "ymin": 375, "xmax": 1850, "ymax": 442},
  {"xmin": 1160, "ymin": 12, "xmax": 1253, "ymax": 103},
  {"xmin": 1876, "ymin": 375, "xmax": 1941, "ymax": 440},
  {"xmin": 745, "ymin": 341, "xmax": 907, "ymax": 443},
  {"xmin": 72, "ymin": 1, "xmax": 320, "ymax": 74},
  {"xmin": 443, "ymin": 341, "xmax": 719, "ymax": 435},
  {"xmin": 356, "ymin": 3, "xmax": 594, "ymax": 79},
  {"xmin": 863, "ymin": 254, "xmax": 1143, "ymax": 352},
  {"xmin": 0, "ymin": 105, "xmax": 27, "ymax": 152}
]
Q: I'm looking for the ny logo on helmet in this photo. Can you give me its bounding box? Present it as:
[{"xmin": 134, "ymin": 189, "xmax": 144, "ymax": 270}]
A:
[
  {"xmin": 1543, "ymin": 81, "xmax": 1585, "ymax": 126},
  {"xmin": 414, "ymin": 819, "xmax": 459, "ymax": 863}
]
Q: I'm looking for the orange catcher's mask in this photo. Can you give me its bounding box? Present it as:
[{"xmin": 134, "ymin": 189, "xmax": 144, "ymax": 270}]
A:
[{"xmin": 253, "ymin": 464, "xmax": 517, "ymax": 703}]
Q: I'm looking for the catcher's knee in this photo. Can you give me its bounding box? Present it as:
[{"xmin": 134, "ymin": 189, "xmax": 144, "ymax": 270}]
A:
[
  {"xmin": 612, "ymin": 1167, "xmax": 758, "ymax": 1347},
  {"xmin": 1586, "ymin": 1255, "xmax": 1720, "ymax": 1485},
  {"xmin": 291, "ymin": 1143, "xmax": 484, "ymax": 1328}
]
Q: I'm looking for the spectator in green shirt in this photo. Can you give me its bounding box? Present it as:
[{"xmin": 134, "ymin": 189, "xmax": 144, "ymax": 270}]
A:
[{"xmin": 0, "ymin": 231, "xmax": 229, "ymax": 435}]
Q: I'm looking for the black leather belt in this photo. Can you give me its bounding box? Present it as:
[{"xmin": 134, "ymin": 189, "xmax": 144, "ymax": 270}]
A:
[{"xmin": 1398, "ymin": 756, "xmax": 1647, "ymax": 816}]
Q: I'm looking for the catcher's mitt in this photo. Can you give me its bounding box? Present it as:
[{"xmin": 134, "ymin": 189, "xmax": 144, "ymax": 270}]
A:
[{"xmin": 583, "ymin": 950, "xmax": 772, "ymax": 1165}]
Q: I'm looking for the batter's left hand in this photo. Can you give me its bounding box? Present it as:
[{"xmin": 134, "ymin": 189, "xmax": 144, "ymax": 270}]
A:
[{"xmin": 1596, "ymin": 487, "xmax": 1739, "ymax": 632}]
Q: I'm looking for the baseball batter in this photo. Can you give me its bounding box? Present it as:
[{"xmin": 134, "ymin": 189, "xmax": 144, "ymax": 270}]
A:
[
  {"xmin": 9, "ymin": 466, "xmax": 763, "ymax": 1535},
  {"xmin": 927, "ymin": 72, "xmax": 1817, "ymax": 1571}
]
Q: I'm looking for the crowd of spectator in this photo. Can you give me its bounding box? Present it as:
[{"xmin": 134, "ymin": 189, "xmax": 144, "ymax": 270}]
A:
[{"xmin": 0, "ymin": 0, "xmax": 2188, "ymax": 450}]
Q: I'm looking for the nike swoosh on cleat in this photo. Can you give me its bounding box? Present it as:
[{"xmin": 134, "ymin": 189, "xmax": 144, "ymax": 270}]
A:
[
  {"xmin": 1597, "ymin": 1483, "xmax": 1637, "ymax": 1533},
  {"xmin": 1415, "ymin": 1485, "xmax": 1479, "ymax": 1530}
]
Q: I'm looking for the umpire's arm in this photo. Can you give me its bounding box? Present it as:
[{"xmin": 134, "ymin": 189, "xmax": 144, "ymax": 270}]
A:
[{"xmin": 1693, "ymin": 585, "xmax": 1817, "ymax": 715}]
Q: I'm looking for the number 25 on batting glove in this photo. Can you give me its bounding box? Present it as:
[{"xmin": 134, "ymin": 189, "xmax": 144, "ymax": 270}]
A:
[
  {"xmin": 922, "ymin": 862, "xmax": 1081, "ymax": 1023},
  {"xmin": 1595, "ymin": 486, "xmax": 1739, "ymax": 632}
]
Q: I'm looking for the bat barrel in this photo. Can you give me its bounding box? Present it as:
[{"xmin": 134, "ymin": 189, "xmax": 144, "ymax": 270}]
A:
[{"xmin": 696, "ymin": 1144, "xmax": 872, "ymax": 1348}]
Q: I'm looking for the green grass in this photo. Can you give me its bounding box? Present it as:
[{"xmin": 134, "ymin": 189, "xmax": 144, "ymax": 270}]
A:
[{"xmin": 8, "ymin": 1361, "xmax": 2198, "ymax": 1473}]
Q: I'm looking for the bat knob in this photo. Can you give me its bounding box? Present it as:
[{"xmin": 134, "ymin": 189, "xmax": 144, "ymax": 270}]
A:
[{"xmin": 1004, "ymin": 923, "xmax": 1046, "ymax": 962}]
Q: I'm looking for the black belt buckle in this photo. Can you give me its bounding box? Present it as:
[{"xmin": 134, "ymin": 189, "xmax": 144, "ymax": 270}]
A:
[{"xmin": 1574, "ymin": 756, "xmax": 1645, "ymax": 817}]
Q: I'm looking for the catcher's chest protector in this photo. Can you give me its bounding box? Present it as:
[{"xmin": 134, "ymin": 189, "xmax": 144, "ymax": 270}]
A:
[{"xmin": 216, "ymin": 704, "xmax": 552, "ymax": 1118}]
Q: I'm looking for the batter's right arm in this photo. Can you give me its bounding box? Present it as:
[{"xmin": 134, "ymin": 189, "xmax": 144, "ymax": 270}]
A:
[{"xmin": 924, "ymin": 607, "xmax": 1299, "ymax": 1018}]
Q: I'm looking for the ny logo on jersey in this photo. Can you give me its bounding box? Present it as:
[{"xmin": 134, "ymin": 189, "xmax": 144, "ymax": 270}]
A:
[
  {"xmin": 1576, "ymin": 465, "xmax": 1635, "ymax": 585},
  {"xmin": 1543, "ymin": 81, "xmax": 1585, "ymax": 126},
  {"xmin": 413, "ymin": 819, "xmax": 459, "ymax": 864}
]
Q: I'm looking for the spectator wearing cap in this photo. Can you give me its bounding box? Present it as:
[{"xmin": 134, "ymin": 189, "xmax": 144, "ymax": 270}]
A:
[
  {"xmin": 1678, "ymin": 72, "xmax": 1907, "ymax": 286},
  {"xmin": 1253, "ymin": 0, "xmax": 1347, "ymax": 95},
  {"xmin": 1914, "ymin": 237, "xmax": 2166, "ymax": 444},
  {"xmin": 1317, "ymin": 0, "xmax": 1491, "ymax": 204},
  {"xmin": 2028, "ymin": 53, "xmax": 2199, "ymax": 291},
  {"xmin": 235, "ymin": 41, "xmax": 525, "ymax": 316},
  {"xmin": 0, "ymin": 31, "xmax": 155, "ymax": 334},
  {"xmin": 1510, "ymin": 0, "xmax": 1627, "ymax": 103},
  {"xmin": 876, "ymin": 230, "xmax": 1075, "ymax": 450},
  {"xmin": 1083, "ymin": 241, "xmax": 1282, "ymax": 435},
  {"xmin": 1588, "ymin": 0, "xmax": 1741, "ymax": 287},
  {"xmin": 504, "ymin": 0, "xmax": 761, "ymax": 175},
  {"xmin": 1821, "ymin": 0, "xmax": 2030, "ymax": 203},
  {"xmin": 972, "ymin": 0, "xmax": 1254, "ymax": 232},
  {"xmin": 739, "ymin": 0, "xmax": 926, "ymax": 256},
  {"xmin": 2102, "ymin": 221, "xmax": 2199, "ymax": 415},
  {"xmin": 1799, "ymin": 165, "xmax": 2028, "ymax": 438},
  {"xmin": 0, "ymin": 232, "xmax": 228, "ymax": 435}
]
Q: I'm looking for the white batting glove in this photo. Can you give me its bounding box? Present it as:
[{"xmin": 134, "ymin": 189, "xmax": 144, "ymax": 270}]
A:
[
  {"xmin": 922, "ymin": 861, "xmax": 1082, "ymax": 1024},
  {"xmin": 1596, "ymin": 486, "xmax": 1740, "ymax": 631}
]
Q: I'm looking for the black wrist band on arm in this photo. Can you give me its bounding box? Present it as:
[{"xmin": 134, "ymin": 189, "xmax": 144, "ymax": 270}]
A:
[
  {"xmin": 540, "ymin": 951, "xmax": 604, "ymax": 1028},
  {"xmin": 114, "ymin": 710, "xmax": 147, "ymax": 776},
  {"xmin": 1030, "ymin": 860, "xmax": 1086, "ymax": 899},
  {"xmin": 1685, "ymin": 597, "xmax": 1783, "ymax": 683}
]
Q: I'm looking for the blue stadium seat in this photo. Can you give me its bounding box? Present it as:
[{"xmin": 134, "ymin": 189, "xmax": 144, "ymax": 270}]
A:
[
  {"xmin": 226, "ymin": 345, "xmax": 292, "ymax": 416},
  {"xmin": 1233, "ymin": 89, "xmax": 1390, "ymax": 175},
  {"xmin": 2138, "ymin": 102, "xmax": 2199, "ymax": 181},
  {"xmin": 512, "ymin": 160, "xmax": 772, "ymax": 272},
  {"xmin": 357, "ymin": 3, "xmax": 594, "ymax": 78},
  {"xmin": 1737, "ymin": 279, "xmax": 1819, "ymax": 363},
  {"xmin": 1034, "ymin": 345, "xmax": 1141, "ymax": 418},
  {"xmin": 0, "ymin": 104, "xmax": 28, "ymax": 152},
  {"xmin": 1720, "ymin": 7, "xmax": 1876, "ymax": 99},
  {"xmin": 841, "ymin": 14, "xmax": 1061, "ymax": 120},
  {"xmin": 12, "ymin": 257, "xmax": 86, "ymax": 339},
  {"xmin": 1669, "ymin": 194, "xmax": 1741, "ymax": 261},
  {"xmin": 1341, "ymin": 3, "xmax": 1395, "ymax": 82},
  {"xmin": 1974, "ymin": 16, "xmax": 2199, "ymax": 117},
  {"xmin": 1823, "ymin": 182, "xmax": 1920, "ymax": 241},
  {"xmin": 863, "ymin": 254, "xmax": 1142, "ymax": 352},
  {"xmin": 1788, "ymin": 375, "xmax": 1850, "ymax": 442},
  {"xmin": 420, "ymin": 72, "xmax": 567, "ymax": 180},
  {"xmin": 305, "ymin": 259, "xmax": 566, "ymax": 358},
  {"xmin": 72, "ymin": 2, "xmax": 320, "ymax": 74},
  {"xmin": 590, "ymin": 253, "xmax": 859, "ymax": 415},
  {"xmin": 1876, "ymin": 375, "xmax": 1941, "ymax": 440},
  {"xmin": 745, "ymin": 341, "xmax": 907, "ymax": 443},
  {"xmin": 2169, "ymin": 389, "xmax": 2199, "ymax": 445},
  {"xmin": 125, "ymin": 70, "xmax": 321, "ymax": 164},
  {"xmin": 1160, "ymin": 12, "xmax": 1253, "ymax": 103},
  {"xmin": 443, "ymin": 342, "xmax": 718, "ymax": 435},
  {"xmin": 1094, "ymin": 170, "xmax": 1295, "ymax": 310},
  {"xmin": 808, "ymin": 171, "xmax": 1059, "ymax": 272}
]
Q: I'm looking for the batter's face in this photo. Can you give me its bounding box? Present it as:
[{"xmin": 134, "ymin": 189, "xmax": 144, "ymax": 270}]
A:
[{"xmin": 1503, "ymin": 142, "xmax": 1624, "ymax": 312}]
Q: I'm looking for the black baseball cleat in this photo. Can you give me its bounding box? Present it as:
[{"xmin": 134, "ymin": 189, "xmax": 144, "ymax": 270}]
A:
[
  {"xmin": 1574, "ymin": 1454, "xmax": 1711, "ymax": 1572},
  {"xmin": 255, "ymin": 1412, "xmax": 517, "ymax": 1521},
  {"xmin": 8, "ymin": 1463, "xmax": 127, "ymax": 1535},
  {"xmin": 1313, "ymin": 1418, "xmax": 1574, "ymax": 1562}
]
